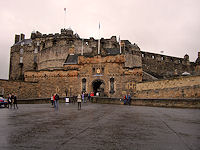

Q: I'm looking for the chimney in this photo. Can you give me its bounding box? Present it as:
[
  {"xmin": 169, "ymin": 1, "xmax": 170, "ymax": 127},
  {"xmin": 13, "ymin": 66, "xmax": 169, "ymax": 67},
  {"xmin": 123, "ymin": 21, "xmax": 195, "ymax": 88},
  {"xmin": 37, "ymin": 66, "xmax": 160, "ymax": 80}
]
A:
[
  {"xmin": 20, "ymin": 33, "xmax": 25, "ymax": 41},
  {"xmin": 15, "ymin": 35, "xmax": 20, "ymax": 44}
]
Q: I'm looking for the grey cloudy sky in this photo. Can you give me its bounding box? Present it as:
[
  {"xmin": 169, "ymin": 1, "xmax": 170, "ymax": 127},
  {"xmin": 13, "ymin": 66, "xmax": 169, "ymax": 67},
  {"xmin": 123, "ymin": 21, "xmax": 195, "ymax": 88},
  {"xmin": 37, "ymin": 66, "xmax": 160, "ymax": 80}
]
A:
[{"xmin": 0, "ymin": 0, "xmax": 200, "ymax": 79}]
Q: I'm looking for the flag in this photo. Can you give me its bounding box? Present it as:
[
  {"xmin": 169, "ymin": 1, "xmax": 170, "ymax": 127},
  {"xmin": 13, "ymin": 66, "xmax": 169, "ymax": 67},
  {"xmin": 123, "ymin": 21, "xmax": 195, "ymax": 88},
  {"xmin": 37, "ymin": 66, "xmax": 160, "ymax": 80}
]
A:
[
  {"xmin": 99, "ymin": 22, "xmax": 100, "ymax": 29},
  {"xmin": 119, "ymin": 35, "xmax": 121, "ymax": 54}
]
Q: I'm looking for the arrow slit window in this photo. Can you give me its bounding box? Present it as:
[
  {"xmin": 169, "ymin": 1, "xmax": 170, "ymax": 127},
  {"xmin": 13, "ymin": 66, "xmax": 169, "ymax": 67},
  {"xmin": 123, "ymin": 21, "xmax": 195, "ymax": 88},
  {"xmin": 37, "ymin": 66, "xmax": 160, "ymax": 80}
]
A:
[
  {"xmin": 110, "ymin": 77, "xmax": 115, "ymax": 94},
  {"xmin": 82, "ymin": 78, "xmax": 86, "ymax": 92}
]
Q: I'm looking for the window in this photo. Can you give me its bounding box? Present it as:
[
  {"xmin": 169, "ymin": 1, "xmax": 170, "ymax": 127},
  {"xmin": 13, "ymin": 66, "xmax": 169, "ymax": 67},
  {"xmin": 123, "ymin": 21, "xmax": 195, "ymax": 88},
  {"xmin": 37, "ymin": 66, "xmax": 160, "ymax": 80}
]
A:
[
  {"xmin": 102, "ymin": 68, "xmax": 104, "ymax": 73},
  {"xmin": 42, "ymin": 43, "xmax": 45, "ymax": 49},
  {"xmin": 21, "ymin": 42, "xmax": 24, "ymax": 46},
  {"xmin": 82, "ymin": 78, "xmax": 86, "ymax": 92},
  {"xmin": 69, "ymin": 40, "xmax": 73, "ymax": 46},
  {"xmin": 20, "ymin": 57, "xmax": 23, "ymax": 63},
  {"xmin": 34, "ymin": 56, "xmax": 37, "ymax": 63},
  {"xmin": 110, "ymin": 77, "xmax": 115, "ymax": 94},
  {"xmin": 152, "ymin": 55, "xmax": 155, "ymax": 59},
  {"xmin": 20, "ymin": 48, "xmax": 23, "ymax": 55},
  {"xmin": 92, "ymin": 68, "xmax": 95, "ymax": 74},
  {"xmin": 53, "ymin": 39, "xmax": 57, "ymax": 45},
  {"xmin": 37, "ymin": 41, "xmax": 40, "ymax": 46},
  {"xmin": 34, "ymin": 48, "xmax": 38, "ymax": 54}
]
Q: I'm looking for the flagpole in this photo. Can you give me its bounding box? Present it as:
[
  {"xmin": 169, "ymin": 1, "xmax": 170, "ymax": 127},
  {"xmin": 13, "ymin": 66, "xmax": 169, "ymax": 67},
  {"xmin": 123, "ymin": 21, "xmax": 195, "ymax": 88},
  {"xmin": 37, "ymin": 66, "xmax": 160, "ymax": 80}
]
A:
[
  {"xmin": 81, "ymin": 38, "xmax": 84, "ymax": 55},
  {"xmin": 64, "ymin": 8, "xmax": 66, "ymax": 28},
  {"xmin": 119, "ymin": 35, "xmax": 121, "ymax": 54},
  {"xmin": 98, "ymin": 22, "xmax": 100, "ymax": 55}
]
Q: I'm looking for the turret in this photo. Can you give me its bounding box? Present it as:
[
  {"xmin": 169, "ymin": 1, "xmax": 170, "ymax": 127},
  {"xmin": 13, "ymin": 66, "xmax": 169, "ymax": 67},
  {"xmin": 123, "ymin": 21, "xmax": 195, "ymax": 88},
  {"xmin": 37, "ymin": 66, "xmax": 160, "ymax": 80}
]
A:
[
  {"xmin": 20, "ymin": 33, "xmax": 25, "ymax": 41},
  {"xmin": 14, "ymin": 35, "xmax": 20, "ymax": 44},
  {"xmin": 195, "ymin": 52, "xmax": 200, "ymax": 74}
]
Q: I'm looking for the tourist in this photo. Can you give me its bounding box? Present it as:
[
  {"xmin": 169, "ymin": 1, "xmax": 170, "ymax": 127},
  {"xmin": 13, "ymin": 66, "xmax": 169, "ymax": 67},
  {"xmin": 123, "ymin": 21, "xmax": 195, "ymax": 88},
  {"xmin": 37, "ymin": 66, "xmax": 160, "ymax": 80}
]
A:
[
  {"xmin": 128, "ymin": 94, "xmax": 131, "ymax": 105},
  {"xmin": 85, "ymin": 93, "xmax": 88, "ymax": 102},
  {"xmin": 50, "ymin": 94, "xmax": 54, "ymax": 106},
  {"xmin": 72, "ymin": 95, "xmax": 77, "ymax": 104},
  {"xmin": 7, "ymin": 94, "xmax": 12, "ymax": 109},
  {"xmin": 54, "ymin": 93, "xmax": 59, "ymax": 110},
  {"xmin": 13, "ymin": 94, "xmax": 18, "ymax": 109},
  {"xmin": 53, "ymin": 94, "xmax": 56, "ymax": 108},
  {"xmin": 88, "ymin": 93, "xmax": 91, "ymax": 102},
  {"xmin": 90, "ymin": 92, "xmax": 94, "ymax": 97},
  {"xmin": 77, "ymin": 94, "xmax": 82, "ymax": 110},
  {"xmin": 82, "ymin": 92, "xmax": 85, "ymax": 103},
  {"xmin": 10, "ymin": 93, "xmax": 15, "ymax": 108},
  {"xmin": 123, "ymin": 94, "xmax": 128, "ymax": 105}
]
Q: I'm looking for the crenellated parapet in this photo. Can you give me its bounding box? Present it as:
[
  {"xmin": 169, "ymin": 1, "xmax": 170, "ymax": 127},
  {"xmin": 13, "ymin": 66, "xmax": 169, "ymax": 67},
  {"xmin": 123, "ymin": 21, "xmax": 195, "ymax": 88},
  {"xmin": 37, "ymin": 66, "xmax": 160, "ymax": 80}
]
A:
[
  {"xmin": 9, "ymin": 28, "xmax": 198, "ymax": 83},
  {"xmin": 141, "ymin": 51, "xmax": 196, "ymax": 79}
]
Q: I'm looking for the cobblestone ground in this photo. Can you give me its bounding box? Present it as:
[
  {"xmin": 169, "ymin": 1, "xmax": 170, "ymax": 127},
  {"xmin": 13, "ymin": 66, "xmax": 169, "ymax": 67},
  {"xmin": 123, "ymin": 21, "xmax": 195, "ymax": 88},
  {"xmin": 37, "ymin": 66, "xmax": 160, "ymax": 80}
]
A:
[{"xmin": 0, "ymin": 103, "xmax": 200, "ymax": 150}]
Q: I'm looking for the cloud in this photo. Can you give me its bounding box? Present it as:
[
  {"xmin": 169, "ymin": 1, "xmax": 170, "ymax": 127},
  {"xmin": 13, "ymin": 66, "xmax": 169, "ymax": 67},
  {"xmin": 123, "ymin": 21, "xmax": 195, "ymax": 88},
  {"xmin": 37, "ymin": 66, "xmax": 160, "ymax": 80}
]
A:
[{"xmin": 0, "ymin": 0, "xmax": 200, "ymax": 79}]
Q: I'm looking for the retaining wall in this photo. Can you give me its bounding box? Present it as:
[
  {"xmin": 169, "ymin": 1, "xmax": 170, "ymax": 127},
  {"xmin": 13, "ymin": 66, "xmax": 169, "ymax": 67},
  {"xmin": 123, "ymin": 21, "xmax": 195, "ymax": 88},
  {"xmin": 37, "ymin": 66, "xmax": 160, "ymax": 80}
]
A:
[
  {"xmin": 91, "ymin": 97, "xmax": 200, "ymax": 108},
  {"xmin": 135, "ymin": 75, "xmax": 200, "ymax": 98},
  {"xmin": 0, "ymin": 79, "xmax": 38, "ymax": 99}
]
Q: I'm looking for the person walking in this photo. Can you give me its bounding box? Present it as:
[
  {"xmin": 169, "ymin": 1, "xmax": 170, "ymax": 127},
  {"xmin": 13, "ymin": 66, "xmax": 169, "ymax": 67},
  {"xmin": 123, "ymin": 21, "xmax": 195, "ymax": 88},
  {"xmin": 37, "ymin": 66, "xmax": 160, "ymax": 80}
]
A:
[
  {"xmin": 13, "ymin": 94, "xmax": 18, "ymax": 109},
  {"xmin": 82, "ymin": 92, "xmax": 85, "ymax": 103},
  {"xmin": 54, "ymin": 93, "xmax": 59, "ymax": 111},
  {"xmin": 85, "ymin": 93, "xmax": 88, "ymax": 103},
  {"xmin": 77, "ymin": 94, "xmax": 81, "ymax": 110},
  {"xmin": 128, "ymin": 93, "xmax": 131, "ymax": 105},
  {"xmin": 123, "ymin": 94, "xmax": 128, "ymax": 105},
  {"xmin": 7, "ymin": 94, "xmax": 12, "ymax": 109},
  {"xmin": 50, "ymin": 94, "xmax": 54, "ymax": 106},
  {"xmin": 10, "ymin": 93, "xmax": 15, "ymax": 109}
]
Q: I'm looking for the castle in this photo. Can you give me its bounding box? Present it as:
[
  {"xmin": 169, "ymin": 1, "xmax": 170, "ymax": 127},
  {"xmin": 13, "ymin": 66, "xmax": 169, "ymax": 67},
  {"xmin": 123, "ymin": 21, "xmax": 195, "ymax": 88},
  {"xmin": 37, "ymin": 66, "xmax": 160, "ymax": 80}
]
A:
[{"xmin": 8, "ymin": 28, "xmax": 200, "ymax": 98}]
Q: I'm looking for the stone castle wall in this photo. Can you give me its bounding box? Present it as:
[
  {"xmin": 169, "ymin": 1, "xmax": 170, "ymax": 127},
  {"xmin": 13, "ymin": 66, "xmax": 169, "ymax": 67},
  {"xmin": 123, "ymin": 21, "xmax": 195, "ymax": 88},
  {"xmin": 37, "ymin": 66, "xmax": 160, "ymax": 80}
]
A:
[
  {"xmin": 1, "ymin": 75, "xmax": 199, "ymax": 99},
  {"xmin": 9, "ymin": 43, "xmax": 35, "ymax": 80},
  {"xmin": 24, "ymin": 54, "xmax": 142, "ymax": 98},
  {"xmin": 141, "ymin": 51, "xmax": 196, "ymax": 79},
  {"xmin": 135, "ymin": 75, "xmax": 200, "ymax": 98},
  {"xmin": 10, "ymin": 29, "xmax": 198, "ymax": 82},
  {"xmin": 0, "ymin": 79, "xmax": 38, "ymax": 99}
]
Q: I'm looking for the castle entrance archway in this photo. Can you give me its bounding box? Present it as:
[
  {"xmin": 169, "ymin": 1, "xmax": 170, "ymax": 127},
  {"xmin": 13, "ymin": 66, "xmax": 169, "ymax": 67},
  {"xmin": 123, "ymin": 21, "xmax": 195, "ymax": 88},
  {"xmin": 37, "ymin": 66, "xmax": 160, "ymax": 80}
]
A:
[{"xmin": 92, "ymin": 79, "xmax": 105, "ymax": 96}]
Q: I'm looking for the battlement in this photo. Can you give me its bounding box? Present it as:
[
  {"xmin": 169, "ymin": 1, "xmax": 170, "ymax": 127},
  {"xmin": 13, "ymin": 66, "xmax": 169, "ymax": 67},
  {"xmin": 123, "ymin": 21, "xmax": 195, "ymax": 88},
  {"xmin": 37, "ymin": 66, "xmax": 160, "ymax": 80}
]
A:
[
  {"xmin": 141, "ymin": 51, "xmax": 198, "ymax": 79},
  {"xmin": 10, "ymin": 29, "xmax": 199, "ymax": 81},
  {"xmin": 141, "ymin": 51, "xmax": 191, "ymax": 65}
]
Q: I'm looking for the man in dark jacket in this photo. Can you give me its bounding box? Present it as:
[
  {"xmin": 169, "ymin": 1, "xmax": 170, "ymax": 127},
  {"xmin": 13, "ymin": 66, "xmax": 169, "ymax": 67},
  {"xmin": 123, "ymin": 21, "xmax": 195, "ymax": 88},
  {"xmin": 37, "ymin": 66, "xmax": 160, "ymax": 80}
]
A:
[
  {"xmin": 128, "ymin": 94, "xmax": 131, "ymax": 105},
  {"xmin": 7, "ymin": 94, "xmax": 12, "ymax": 109},
  {"xmin": 11, "ymin": 93, "xmax": 18, "ymax": 109},
  {"xmin": 54, "ymin": 93, "xmax": 59, "ymax": 110}
]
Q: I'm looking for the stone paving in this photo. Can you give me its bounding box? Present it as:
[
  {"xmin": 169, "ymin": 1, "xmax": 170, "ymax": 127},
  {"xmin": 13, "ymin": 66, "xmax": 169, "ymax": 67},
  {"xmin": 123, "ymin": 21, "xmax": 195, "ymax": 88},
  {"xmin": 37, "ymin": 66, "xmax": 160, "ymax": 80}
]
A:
[{"xmin": 0, "ymin": 103, "xmax": 200, "ymax": 150}]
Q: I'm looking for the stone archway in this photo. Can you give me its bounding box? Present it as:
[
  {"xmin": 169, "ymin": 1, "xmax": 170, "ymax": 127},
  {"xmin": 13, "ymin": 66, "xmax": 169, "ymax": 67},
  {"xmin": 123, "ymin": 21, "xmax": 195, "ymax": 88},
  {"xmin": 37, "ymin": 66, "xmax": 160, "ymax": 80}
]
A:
[{"xmin": 92, "ymin": 79, "xmax": 105, "ymax": 96}]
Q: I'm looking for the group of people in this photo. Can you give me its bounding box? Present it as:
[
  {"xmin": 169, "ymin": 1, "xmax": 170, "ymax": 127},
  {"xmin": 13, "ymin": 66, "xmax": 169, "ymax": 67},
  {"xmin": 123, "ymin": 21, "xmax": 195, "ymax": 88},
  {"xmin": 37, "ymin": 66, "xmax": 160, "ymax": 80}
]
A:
[
  {"xmin": 50, "ymin": 93, "xmax": 60, "ymax": 110},
  {"xmin": 77, "ymin": 92, "xmax": 95, "ymax": 110},
  {"xmin": 123, "ymin": 94, "xmax": 131, "ymax": 105},
  {"xmin": 81, "ymin": 92, "xmax": 94, "ymax": 103},
  {"xmin": 50, "ymin": 92, "xmax": 95, "ymax": 110},
  {"xmin": 49, "ymin": 92, "xmax": 132, "ymax": 110},
  {"xmin": 7, "ymin": 93, "xmax": 18, "ymax": 109},
  {"xmin": 76, "ymin": 92, "xmax": 95, "ymax": 110}
]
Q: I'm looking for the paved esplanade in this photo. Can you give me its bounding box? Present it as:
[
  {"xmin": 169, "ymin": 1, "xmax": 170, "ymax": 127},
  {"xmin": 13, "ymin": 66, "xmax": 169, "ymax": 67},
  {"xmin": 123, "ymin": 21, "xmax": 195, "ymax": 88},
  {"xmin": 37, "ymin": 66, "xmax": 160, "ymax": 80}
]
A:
[{"xmin": 0, "ymin": 103, "xmax": 199, "ymax": 150}]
